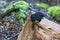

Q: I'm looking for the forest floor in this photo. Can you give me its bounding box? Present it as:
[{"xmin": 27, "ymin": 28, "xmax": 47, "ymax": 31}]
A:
[{"xmin": 0, "ymin": 0, "xmax": 60, "ymax": 40}]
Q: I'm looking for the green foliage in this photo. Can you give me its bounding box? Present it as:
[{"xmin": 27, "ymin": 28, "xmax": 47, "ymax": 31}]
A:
[
  {"xmin": 4, "ymin": 5, "xmax": 13, "ymax": 12},
  {"xmin": 15, "ymin": 11, "xmax": 27, "ymax": 19},
  {"xmin": 13, "ymin": 1, "xmax": 29, "ymax": 11},
  {"xmin": 19, "ymin": 18, "xmax": 25, "ymax": 24},
  {"xmin": 15, "ymin": 10, "xmax": 27, "ymax": 24},
  {"xmin": 0, "ymin": 1, "xmax": 30, "ymax": 25},
  {"xmin": 37, "ymin": 3, "xmax": 49, "ymax": 9},
  {"xmin": 2, "ymin": 1, "xmax": 29, "ymax": 17},
  {"xmin": 13, "ymin": 1, "xmax": 30, "ymax": 24},
  {"xmin": 48, "ymin": 6, "xmax": 60, "ymax": 22},
  {"xmin": 0, "ymin": 5, "xmax": 15, "ymax": 19}
]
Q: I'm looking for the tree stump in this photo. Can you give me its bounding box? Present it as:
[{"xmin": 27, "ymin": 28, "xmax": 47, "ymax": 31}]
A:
[{"xmin": 17, "ymin": 13, "xmax": 60, "ymax": 40}]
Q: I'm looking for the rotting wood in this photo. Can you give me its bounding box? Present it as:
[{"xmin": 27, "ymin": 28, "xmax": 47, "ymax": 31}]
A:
[
  {"xmin": 37, "ymin": 18, "xmax": 60, "ymax": 38},
  {"xmin": 17, "ymin": 12, "xmax": 47, "ymax": 40},
  {"xmin": 17, "ymin": 12, "xmax": 36, "ymax": 40},
  {"xmin": 17, "ymin": 13, "xmax": 60, "ymax": 40}
]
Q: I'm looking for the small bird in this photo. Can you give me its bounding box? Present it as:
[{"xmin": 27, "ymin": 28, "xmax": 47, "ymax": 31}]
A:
[
  {"xmin": 31, "ymin": 11, "xmax": 44, "ymax": 30},
  {"xmin": 31, "ymin": 11, "xmax": 44, "ymax": 23}
]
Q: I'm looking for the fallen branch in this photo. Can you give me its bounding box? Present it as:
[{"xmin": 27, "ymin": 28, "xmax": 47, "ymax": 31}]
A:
[{"xmin": 37, "ymin": 18, "xmax": 60, "ymax": 38}]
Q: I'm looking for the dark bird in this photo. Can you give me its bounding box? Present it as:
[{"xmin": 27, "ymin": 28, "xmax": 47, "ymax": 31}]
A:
[
  {"xmin": 31, "ymin": 11, "xmax": 44, "ymax": 23},
  {"xmin": 31, "ymin": 11, "xmax": 44, "ymax": 30}
]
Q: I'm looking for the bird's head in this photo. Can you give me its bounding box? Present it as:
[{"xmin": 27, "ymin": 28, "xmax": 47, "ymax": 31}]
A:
[{"xmin": 31, "ymin": 11, "xmax": 44, "ymax": 23}]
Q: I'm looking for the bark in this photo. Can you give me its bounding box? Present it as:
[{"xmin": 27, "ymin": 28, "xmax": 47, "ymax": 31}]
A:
[
  {"xmin": 17, "ymin": 16, "xmax": 60, "ymax": 40},
  {"xmin": 17, "ymin": 12, "xmax": 36, "ymax": 40},
  {"xmin": 17, "ymin": 12, "xmax": 47, "ymax": 40}
]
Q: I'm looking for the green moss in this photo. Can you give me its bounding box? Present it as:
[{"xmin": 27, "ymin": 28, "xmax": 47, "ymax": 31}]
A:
[
  {"xmin": 15, "ymin": 10, "xmax": 27, "ymax": 24},
  {"xmin": 48, "ymin": 6, "xmax": 60, "ymax": 22},
  {"xmin": 37, "ymin": 3, "xmax": 49, "ymax": 9},
  {"xmin": 13, "ymin": 1, "xmax": 29, "ymax": 11},
  {"xmin": 15, "ymin": 11, "xmax": 27, "ymax": 19}
]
